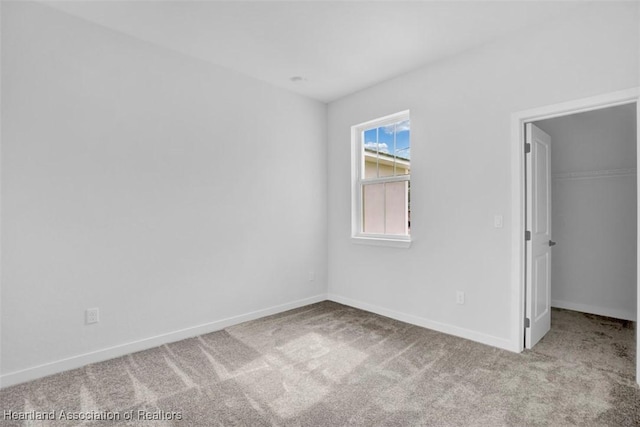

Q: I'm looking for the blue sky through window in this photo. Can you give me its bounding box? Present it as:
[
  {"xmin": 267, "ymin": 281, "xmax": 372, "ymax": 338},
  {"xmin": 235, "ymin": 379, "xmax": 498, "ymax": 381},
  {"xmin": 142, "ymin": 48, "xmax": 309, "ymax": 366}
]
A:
[{"xmin": 363, "ymin": 120, "xmax": 410, "ymax": 160}]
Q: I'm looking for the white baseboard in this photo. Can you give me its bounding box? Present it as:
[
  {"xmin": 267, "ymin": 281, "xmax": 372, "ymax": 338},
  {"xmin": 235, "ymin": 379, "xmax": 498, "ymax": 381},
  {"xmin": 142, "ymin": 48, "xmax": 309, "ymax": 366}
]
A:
[
  {"xmin": 0, "ymin": 294, "xmax": 327, "ymax": 389},
  {"xmin": 327, "ymin": 293, "xmax": 518, "ymax": 352},
  {"xmin": 551, "ymin": 299, "xmax": 636, "ymax": 321}
]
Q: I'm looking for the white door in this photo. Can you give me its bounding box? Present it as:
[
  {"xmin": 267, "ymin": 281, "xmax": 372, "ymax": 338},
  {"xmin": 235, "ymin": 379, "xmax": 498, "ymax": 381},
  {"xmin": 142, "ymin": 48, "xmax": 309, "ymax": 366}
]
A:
[{"xmin": 525, "ymin": 123, "xmax": 553, "ymax": 348}]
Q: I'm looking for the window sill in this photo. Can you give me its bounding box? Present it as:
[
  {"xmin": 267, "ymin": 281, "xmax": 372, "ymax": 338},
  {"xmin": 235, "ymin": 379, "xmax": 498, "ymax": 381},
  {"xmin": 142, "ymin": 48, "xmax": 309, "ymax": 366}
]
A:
[{"xmin": 351, "ymin": 236, "xmax": 412, "ymax": 249}]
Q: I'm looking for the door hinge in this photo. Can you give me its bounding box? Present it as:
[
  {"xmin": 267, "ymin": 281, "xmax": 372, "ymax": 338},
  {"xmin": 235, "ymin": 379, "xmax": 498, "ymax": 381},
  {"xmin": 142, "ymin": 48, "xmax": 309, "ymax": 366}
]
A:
[
  {"xmin": 525, "ymin": 230, "xmax": 531, "ymax": 241},
  {"xmin": 525, "ymin": 318, "xmax": 530, "ymax": 328},
  {"xmin": 525, "ymin": 143, "xmax": 531, "ymax": 154}
]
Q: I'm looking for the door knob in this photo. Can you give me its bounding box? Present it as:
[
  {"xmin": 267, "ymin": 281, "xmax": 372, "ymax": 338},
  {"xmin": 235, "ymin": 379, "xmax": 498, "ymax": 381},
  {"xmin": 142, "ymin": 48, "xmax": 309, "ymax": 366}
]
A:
[{"xmin": 549, "ymin": 240, "xmax": 557, "ymax": 247}]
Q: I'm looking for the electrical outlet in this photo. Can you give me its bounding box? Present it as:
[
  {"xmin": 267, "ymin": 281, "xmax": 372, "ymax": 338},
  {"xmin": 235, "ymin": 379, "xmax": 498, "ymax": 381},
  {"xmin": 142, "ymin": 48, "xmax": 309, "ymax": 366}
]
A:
[
  {"xmin": 86, "ymin": 308, "xmax": 99, "ymax": 324},
  {"xmin": 308, "ymin": 271, "xmax": 315, "ymax": 282},
  {"xmin": 456, "ymin": 291, "xmax": 465, "ymax": 305}
]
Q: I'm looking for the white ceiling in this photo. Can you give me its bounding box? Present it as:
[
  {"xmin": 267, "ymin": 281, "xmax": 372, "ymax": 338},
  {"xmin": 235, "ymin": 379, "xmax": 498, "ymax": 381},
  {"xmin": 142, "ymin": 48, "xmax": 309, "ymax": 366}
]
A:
[{"xmin": 46, "ymin": 1, "xmax": 587, "ymax": 103}]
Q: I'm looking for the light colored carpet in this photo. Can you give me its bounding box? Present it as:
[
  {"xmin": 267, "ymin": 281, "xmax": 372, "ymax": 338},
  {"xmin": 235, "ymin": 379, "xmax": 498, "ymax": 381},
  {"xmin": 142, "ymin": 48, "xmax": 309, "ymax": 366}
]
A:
[{"xmin": 1, "ymin": 301, "xmax": 638, "ymax": 426}]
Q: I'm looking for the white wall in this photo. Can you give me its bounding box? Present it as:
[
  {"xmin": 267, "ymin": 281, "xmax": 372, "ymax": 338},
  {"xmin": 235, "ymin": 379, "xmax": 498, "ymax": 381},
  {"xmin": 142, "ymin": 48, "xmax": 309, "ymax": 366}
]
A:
[
  {"xmin": 327, "ymin": 2, "xmax": 639, "ymax": 349},
  {"xmin": 1, "ymin": 2, "xmax": 327, "ymax": 385},
  {"xmin": 536, "ymin": 105, "xmax": 637, "ymax": 321}
]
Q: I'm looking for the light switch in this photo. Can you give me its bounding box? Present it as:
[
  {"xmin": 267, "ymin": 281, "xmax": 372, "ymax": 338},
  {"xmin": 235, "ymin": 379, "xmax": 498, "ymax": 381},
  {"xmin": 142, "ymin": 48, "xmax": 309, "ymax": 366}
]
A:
[{"xmin": 494, "ymin": 215, "xmax": 504, "ymax": 228}]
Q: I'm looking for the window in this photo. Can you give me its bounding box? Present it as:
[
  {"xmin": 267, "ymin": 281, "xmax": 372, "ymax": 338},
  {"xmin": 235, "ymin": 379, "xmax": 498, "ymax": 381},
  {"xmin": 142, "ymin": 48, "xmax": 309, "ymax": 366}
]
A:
[{"xmin": 352, "ymin": 111, "xmax": 411, "ymax": 247}]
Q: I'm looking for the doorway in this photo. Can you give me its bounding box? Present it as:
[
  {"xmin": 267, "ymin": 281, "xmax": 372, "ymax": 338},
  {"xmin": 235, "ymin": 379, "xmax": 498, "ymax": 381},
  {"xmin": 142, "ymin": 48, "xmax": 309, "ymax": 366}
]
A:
[{"xmin": 512, "ymin": 88, "xmax": 640, "ymax": 384}]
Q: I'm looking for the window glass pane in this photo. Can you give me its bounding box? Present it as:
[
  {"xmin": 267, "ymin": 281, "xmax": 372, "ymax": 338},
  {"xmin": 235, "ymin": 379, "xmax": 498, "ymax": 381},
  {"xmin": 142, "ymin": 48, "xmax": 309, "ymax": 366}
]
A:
[
  {"xmin": 393, "ymin": 119, "xmax": 410, "ymax": 176},
  {"xmin": 363, "ymin": 128, "xmax": 381, "ymax": 179},
  {"xmin": 385, "ymin": 181, "xmax": 409, "ymax": 235},
  {"xmin": 362, "ymin": 120, "xmax": 410, "ymax": 178},
  {"xmin": 362, "ymin": 181, "xmax": 410, "ymax": 236},
  {"xmin": 376, "ymin": 124, "xmax": 395, "ymax": 177},
  {"xmin": 362, "ymin": 183, "xmax": 385, "ymax": 234}
]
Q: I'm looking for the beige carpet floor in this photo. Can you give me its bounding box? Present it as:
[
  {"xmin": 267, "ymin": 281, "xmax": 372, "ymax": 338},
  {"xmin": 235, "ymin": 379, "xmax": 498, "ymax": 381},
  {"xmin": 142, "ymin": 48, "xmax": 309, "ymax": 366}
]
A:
[{"xmin": 1, "ymin": 301, "xmax": 638, "ymax": 426}]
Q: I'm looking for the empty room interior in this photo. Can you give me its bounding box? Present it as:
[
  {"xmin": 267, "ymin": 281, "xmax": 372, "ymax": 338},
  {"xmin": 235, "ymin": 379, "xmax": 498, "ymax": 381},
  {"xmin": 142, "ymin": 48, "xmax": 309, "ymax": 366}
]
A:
[{"xmin": 1, "ymin": 1, "xmax": 639, "ymax": 425}]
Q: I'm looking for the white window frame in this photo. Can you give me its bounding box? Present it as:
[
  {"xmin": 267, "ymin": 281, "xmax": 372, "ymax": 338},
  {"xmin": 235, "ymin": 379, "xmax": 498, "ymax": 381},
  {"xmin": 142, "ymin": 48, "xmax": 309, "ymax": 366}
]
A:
[{"xmin": 351, "ymin": 110, "xmax": 411, "ymax": 248}]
